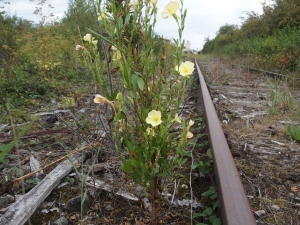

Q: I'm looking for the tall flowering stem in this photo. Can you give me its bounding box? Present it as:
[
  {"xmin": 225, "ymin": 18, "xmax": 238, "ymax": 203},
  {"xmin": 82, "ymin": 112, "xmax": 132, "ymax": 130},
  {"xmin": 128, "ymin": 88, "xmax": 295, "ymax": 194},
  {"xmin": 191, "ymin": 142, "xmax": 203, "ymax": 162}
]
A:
[{"xmin": 83, "ymin": 1, "xmax": 195, "ymax": 224}]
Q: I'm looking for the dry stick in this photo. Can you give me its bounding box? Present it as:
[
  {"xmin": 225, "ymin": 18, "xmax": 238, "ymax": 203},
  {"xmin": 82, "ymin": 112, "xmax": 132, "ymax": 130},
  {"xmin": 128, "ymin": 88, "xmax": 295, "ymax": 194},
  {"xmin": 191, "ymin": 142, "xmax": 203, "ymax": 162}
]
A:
[{"xmin": 13, "ymin": 143, "xmax": 99, "ymax": 183}]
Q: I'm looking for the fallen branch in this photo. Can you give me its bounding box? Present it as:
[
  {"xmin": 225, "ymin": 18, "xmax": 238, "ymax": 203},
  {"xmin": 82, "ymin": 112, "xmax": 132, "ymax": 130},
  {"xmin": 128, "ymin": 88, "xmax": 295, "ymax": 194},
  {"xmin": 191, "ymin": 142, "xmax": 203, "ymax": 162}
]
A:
[
  {"xmin": 85, "ymin": 175, "xmax": 139, "ymax": 201},
  {"xmin": 13, "ymin": 143, "xmax": 100, "ymax": 183},
  {"xmin": 0, "ymin": 151, "xmax": 84, "ymax": 225}
]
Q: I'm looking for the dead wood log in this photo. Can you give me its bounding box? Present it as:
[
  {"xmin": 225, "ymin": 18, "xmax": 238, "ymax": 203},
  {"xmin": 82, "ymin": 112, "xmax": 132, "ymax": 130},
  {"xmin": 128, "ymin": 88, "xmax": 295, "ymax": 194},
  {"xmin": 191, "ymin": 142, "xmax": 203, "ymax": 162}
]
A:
[
  {"xmin": 85, "ymin": 176, "xmax": 139, "ymax": 201},
  {"xmin": 0, "ymin": 153, "xmax": 83, "ymax": 225}
]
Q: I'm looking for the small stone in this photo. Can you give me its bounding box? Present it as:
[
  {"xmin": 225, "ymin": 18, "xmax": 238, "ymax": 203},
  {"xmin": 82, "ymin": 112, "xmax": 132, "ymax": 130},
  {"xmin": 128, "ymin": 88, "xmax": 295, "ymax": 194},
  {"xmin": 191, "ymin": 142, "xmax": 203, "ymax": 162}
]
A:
[
  {"xmin": 105, "ymin": 205, "xmax": 114, "ymax": 211},
  {"xmin": 53, "ymin": 216, "xmax": 69, "ymax": 225},
  {"xmin": 181, "ymin": 184, "xmax": 188, "ymax": 189},
  {"xmin": 262, "ymin": 155, "xmax": 268, "ymax": 160},
  {"xmin": 271, "ymin": 205, "xmax": 280, "ymax": 211},
  {"xmin": 255, "ymin": 210, "xmax": 266, "ymax": 217},
  {"xmin": 134, "ymin": 185, "xmax": 144, "ymax": 197},
  {"xmin": 219, "ymin": 94, "xmax": 227, "ymax": 100}
]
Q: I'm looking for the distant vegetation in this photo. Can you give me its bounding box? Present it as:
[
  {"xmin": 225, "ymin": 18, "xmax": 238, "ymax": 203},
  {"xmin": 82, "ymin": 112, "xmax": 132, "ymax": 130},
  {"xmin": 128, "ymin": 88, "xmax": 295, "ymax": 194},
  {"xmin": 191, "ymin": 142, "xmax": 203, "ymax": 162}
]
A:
[
  {"xmin": 0, "ymin": 0, "xmax": 174, "ymax": 114},
  {"xmin": 202, "ymin": 0, "xmax": 300, "ymax": 75}
]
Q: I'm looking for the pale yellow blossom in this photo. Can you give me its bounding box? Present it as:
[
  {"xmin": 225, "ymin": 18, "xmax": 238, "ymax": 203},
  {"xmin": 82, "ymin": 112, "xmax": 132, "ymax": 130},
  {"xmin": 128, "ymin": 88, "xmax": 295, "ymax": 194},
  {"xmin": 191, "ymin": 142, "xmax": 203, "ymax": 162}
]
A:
[
  {"xmin": 83, "ymin": 33, "xmax": 92, "ymax": 42},
  {"xmin": 146, "ymin": 127, "xmax": 155, "ymax": 136},
  {"xmin": 112, "ymin": 46, "xmax": 121, "ymax": 60},
  {"xmin": 92, "ymin": 39, "xmax": 98, "ymax": 47},
  {"xmin": 146, "ymin": 110, "xmax": 162, "ymax": 127},
  {"xmin": 94, "ymin": 94, "xmax": 107, "ymax": 104},
  {"xmin": 186, "ymin": 131, "xmax": 193, "ymax": 139},
  {"xmin": 175, "ymin": 61, "xmax": 195, "ymax": 77},
  {"xmin": 188, "ymin": 120, "xmax": 194, "ymax": 129},
  {"xmin": 161, "ymin": 1, "xmax": 180, "ymax": 19},
  {"xmin": 117, "ymin": 120, "xmax": 124, "ymax": 132},
  {"xmin": 98, "ymin": 12, "xmax": 107, "ymax": 21},
  {"xmin": 173, "ymin": 113, "xmax": 181, "ymax": 123}
]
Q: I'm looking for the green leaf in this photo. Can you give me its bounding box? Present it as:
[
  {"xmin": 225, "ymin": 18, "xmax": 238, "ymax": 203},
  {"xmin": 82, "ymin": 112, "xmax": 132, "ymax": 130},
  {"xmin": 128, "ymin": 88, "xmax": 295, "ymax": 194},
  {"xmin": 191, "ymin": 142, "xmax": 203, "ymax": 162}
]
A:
[
  {"xmin": 210, "ymin": 193, "xmax": 218, "ymax": 200},
  {"xmin": 206, "ymin": 149, "xmax": 212, "ymax": 158},
  {"xmin": 127, "ymin": 90, "xmax": 136, "ymax": 98},
  {"xmin": 212, "ymin": 218, "xmax": 221, "ymax": 225},
  {"xmin": 204, "ymin": 207, "xmax": 213, "ymax": 216},
  {"xmin": 193, "ymin": 213, "xmax": 206, "ymax": 218},
  {"xmin": 89, "ymin": 29, "xmax": 116, "ymax": 47},
  {"xmin": 122, "ymin": 105, "xmax": 128, "ymax": 114},
  {"xmin": 131, "ymin": 73, "xmax": 138, "ymax": 91},
  {"xmin": 191, "ymin": 163, "xmax": 198, "ymax": 170},
  {"xmin": 124, "ymin": 14, "xmax": 130, "ymax": 25},
  {"xmin": 202, "ymin": 188, "xmax": 216, "ymax": 197},
  {"xmin": 107, "ymin": 89, "xmax": 119, "ymax": 101},
  {"xmin": 287, "ymin": 125, "xmax": 300, "ymax": 141},
  {"xmin": 213, "ymin": 200, "xmax": 220, "ymax": 210},
  {"xmin": 137, "ymin": 76, "xmax": 144, "ymax": 91},
  {"xmin": 117, "ymin": 16, "xmax": 123, "ymax": 30}
]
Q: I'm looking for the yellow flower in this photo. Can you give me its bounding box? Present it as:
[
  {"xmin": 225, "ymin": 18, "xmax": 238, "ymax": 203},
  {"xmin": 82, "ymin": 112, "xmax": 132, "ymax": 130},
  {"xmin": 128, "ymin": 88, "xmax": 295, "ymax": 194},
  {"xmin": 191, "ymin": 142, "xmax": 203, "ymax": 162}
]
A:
[
  {"xmin": 173, "ymin": 113, "xmax": 181, "ymax": 123},
  {"xmin": 146, "ymin": 127, "xmax": 155, "ymax": 136},
  {"xmin": 175, "ymin": 61, "xmax": 195, "ymax": 77},
  {"xmin": 112, "ymin": 46, "xmax": 121, "ymax": 60},
  {"xmin": 94, "ymin": 94, "xmax": 108, "ymax": 104},
  {"xmin": 117, "ymin": 120, "xmax": 124, "ymax": 132},
  {"xmin": 83, "ymin": 33, "xmax": 92, "ymax": 42},
  {"xmin": 188, "ymin": 120, "xmax": 194, "ymax": 129},
  {"xmin": 146, "ymin": 110, "xmax": 162, "ymax": 127},
  {"xmin": 186, "ymin": 131, "xmax": 193, "ymax": 139},
  {"xmin": 92, "ymin": 39, "xmax": 98, "ymax": 47},
  {"xmin": 161, "ymin": 1, "xmax": 180, "ymax": 19},
  {"xmin": 98, "ymin": 12, "xmax": 107, "ymax": 21}
]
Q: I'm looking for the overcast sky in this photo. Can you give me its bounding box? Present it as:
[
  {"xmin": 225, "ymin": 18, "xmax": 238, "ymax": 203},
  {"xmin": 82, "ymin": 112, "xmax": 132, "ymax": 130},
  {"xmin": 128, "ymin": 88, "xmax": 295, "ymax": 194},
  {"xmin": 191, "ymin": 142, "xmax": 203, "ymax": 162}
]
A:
[{"xmin": 4, "ymin": 0, "xmax": 265, "ymax": 50}]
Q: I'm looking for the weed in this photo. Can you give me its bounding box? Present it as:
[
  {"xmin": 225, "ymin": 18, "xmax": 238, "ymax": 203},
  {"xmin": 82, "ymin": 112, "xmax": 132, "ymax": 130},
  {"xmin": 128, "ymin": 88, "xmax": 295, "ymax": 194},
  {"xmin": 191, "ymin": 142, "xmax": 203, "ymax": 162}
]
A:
[
  {"xmin": 193, "ymin": 188, "xmax": 221, "ymax": 225},
  {"xmin": 287, "ymin": 125, "xmax": 300, "ymax": 142}
]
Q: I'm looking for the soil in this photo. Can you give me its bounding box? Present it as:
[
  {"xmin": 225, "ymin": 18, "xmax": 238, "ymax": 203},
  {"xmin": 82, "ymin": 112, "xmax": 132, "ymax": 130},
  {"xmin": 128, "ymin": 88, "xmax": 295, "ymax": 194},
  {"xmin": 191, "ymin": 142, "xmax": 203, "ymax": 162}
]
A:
[
  {"xmin": 0, "ymin": 73, "xmax": 214, "ymax": 224},
  {"xmin": 197, "ymin": 57, "xmax": 300, "ymax": 225}
]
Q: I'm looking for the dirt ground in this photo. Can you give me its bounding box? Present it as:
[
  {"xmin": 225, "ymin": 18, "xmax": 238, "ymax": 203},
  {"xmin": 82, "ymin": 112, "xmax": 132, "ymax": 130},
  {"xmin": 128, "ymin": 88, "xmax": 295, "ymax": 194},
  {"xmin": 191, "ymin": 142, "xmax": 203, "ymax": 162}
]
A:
[
  {"xmin": 198, "ymin": 57, "xmax": 300, "ymax": 225},
  {"xmin": 0, "ymin": 73, "xmax": 215, "ymax": 225}
]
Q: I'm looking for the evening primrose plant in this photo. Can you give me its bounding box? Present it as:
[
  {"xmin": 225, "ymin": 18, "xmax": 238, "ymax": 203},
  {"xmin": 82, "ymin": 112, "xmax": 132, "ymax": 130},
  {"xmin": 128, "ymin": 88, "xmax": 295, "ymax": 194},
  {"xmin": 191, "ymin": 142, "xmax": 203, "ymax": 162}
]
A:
[{"xmin": 80, "ymin": 0, "xmax": 195, "ymax": 224}]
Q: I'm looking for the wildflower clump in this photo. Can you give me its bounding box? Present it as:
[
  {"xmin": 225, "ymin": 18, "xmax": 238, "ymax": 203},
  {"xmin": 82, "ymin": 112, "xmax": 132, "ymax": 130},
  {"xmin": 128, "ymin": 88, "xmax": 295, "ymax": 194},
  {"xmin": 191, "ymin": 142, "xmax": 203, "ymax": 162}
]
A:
[{"xmin": 81, "ymin": 0, "xmax": 194, "ymax": 224}]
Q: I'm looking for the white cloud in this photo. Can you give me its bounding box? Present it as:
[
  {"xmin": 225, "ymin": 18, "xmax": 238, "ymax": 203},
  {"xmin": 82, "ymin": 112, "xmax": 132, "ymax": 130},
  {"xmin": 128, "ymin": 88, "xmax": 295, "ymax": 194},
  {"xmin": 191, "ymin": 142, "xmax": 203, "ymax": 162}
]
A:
[{"xmin": 4, "ymin": 0, "xmax": 264, "ymax": 50}]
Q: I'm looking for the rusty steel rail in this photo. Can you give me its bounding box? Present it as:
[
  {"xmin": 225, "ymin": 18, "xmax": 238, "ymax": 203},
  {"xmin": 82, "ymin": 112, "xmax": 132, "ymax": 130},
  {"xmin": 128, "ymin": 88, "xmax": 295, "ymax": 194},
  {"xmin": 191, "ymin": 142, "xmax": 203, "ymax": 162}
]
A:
[{"xmin": 195, "ymin": 59, "xmax": 256, "ymax": 225}]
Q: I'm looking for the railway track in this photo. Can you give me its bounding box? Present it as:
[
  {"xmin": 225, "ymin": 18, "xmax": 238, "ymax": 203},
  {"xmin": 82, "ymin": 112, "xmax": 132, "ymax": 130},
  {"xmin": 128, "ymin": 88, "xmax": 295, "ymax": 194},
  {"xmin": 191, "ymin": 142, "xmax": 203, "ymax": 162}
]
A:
[
  {"xmin": 195, "ymin": 59, "xmax": 256, "ymax": 225},
  {"xmin": 195, "ymin": 58, "xmax": 300, "ymax": 224}
]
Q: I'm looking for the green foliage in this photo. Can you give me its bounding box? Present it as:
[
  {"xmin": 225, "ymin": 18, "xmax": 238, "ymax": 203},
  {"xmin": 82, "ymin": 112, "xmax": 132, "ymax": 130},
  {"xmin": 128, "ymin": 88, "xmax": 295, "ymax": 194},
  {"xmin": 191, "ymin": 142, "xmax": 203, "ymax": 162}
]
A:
[
  {"xmin": 287, "ymin": 125, "xmax": 300, "ymax": 141},
  {"xmin": 193, "ymin": 188, "xmax": 221, "ymax": 225},
  {"xmin": 202, "ymin": 0, "xmax": 300, "ymax": 74}
]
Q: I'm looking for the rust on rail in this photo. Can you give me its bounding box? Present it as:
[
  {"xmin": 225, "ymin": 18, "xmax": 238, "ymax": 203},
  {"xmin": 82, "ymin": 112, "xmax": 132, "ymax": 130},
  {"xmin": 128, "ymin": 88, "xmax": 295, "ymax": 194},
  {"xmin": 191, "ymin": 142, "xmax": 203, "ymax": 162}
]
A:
[{"xmin": 195, "ymin": 59, "xmax": 256, "ymax": 225}]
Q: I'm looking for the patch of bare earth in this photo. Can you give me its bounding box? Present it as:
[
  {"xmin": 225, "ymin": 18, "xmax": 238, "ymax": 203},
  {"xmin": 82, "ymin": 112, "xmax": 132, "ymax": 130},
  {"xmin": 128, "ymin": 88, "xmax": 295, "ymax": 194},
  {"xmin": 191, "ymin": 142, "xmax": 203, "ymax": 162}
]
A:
[{"xmin": 197, "ymin": 57, "xmax": 300, "ymax": 225}]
